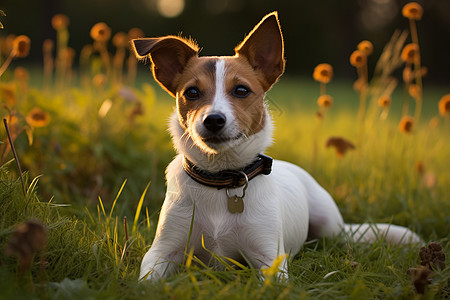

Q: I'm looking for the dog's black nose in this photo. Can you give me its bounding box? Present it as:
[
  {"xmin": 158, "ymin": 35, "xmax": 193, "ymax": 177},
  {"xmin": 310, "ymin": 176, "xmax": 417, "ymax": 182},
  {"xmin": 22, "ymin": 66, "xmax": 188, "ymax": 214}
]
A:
[{"xmin": 203, "ymin": 113, "xmax": 226, "ymax": 132}]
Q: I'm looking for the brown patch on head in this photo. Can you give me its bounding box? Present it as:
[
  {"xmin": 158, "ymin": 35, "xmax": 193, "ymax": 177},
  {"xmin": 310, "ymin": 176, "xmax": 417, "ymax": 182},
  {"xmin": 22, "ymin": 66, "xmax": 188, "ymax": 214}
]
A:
[
  {"xmin": 176, "ymin": 57, "xmax": 218, "ymax": 130},
  {"xmin": 175, "ymin": 56, "xmax": 267, "ymax": 139},
  {"xmin": 224, "ymin": 56, "xmax": 267, "ymax": 136}
]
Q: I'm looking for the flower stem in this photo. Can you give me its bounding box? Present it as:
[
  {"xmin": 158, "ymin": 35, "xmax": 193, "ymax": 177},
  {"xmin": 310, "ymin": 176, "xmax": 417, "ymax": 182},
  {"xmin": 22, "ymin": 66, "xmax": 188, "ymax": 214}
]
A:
[
  {"xmin": 3, "ymin": 118, "xmax": 26, "ymax": 197},
  {"xmin": 409, "ymin": 19, "xmax": 423, "ymax": 123},
  {"xmin": 0, "ymin": 51, "xmax": 15, "ymax": 78},
  {"xmin": 320, "ymin": 82, "xmax": 326, "ymax": 96}
]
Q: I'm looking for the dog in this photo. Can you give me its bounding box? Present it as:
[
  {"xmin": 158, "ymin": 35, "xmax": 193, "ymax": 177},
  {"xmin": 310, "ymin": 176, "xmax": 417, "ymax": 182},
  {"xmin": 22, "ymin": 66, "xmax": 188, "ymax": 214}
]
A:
[{"xmin": 132, "ymin": 11, "xmax": 421, "ymax": 281}]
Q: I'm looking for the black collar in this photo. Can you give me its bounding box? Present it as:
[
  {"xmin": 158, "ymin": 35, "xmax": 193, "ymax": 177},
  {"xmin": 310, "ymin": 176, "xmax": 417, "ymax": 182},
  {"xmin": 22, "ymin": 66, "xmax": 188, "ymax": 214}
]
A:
[{"xmin": 182, "ymin": 154, "xmax": 273, "ymax": 189}]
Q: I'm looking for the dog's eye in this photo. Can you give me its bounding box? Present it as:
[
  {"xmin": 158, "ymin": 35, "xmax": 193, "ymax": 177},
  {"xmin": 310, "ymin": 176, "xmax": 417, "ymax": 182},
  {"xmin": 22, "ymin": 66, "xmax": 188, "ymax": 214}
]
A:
[
  {"xmin": 184, "ymin": 87, "xmax": 201, "ymax": 100},
  {"xmin": 232, "ymin": 85, "xmax": 251, "ymax": 98}
]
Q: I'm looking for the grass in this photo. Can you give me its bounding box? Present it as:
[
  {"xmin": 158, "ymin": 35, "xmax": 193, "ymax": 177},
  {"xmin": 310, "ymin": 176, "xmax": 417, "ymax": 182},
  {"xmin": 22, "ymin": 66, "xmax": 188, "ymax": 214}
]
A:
[
  {"xmin": 1, "ymin": 6, "xmax": 450, "ymax": 298},
  {"xmin": 0, "ymin": 77, "xmax": 449, "ymax": 299}
]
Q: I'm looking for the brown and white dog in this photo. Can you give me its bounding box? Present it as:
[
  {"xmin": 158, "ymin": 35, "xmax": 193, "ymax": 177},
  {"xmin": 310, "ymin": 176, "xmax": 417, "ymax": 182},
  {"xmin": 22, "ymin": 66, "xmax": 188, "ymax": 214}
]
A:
[{"xmin": 132, "ymin": 12, "xmax": 421, "ymax": 281}]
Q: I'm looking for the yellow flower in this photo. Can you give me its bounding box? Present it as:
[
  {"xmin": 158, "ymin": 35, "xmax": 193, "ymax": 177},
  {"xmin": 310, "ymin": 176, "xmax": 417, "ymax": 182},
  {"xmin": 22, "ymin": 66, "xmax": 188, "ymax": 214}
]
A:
[
  {"xmin": 325, "ymin": 137, "xmax": 355, "ymax": 158},
  {"xmin": 317, "ymin": 94, "xmax": 333, "ymax": 108},
  {"xmin": 402, "ymin": 2, "xmax": 423, "ymax": 21},
  {"xmin": 6, "ymin": 114, "xmax": 20, "ymax": 127},
  {"xmin": 51, "ymin": 14, "xmax": 69, "ymax": 31},
  {"xmin": 399, "ymin": 116, "xmax": 414, "ymax": 133},
  {"xmin": 61, "ymin": 47, "xmax": 76, "ymax": 64},
  {"xmin": 128, "ymin": 28, "xmax": 144, "ymax": 40},
  {"xmin": 261, "ymin": 254, "xmax": 287, "ymax": 286},
  {"xmin": 43, "ymin": 39, "xmax": 54, "ymax": 52},
  {"xmin": 349, "ymin": 50, "xmax": 366, "ymax": 68},
  {"xmin": 93, "ymin": 73, "xmax": 107, "ymax": 87},
  {"xmin": 403, "ymin": 66, "xmax": 413, "ymax": 83},
  {"xmin": 401, "ymin": 43, "xmax": 419, "ymax": 63},
  {"xmin": 90, "ymin": 22, "xmax": 111, "ymax": 42},
  {"xmin": 0, "ymin": 83, "xmax": 17, "ymax": 107},
  {"xmin": 438, "ymin": 94, "xmax": 450, "ymax": 116},
  {"xmin": 420, "ymin": 66, "xmax": 428, "ymax": 77},
  {"xmin": 429, "ymin": 116, "xmax": 439, "ymax": 128},
  {"xmin": 357, "ymin": 40, "xmax": 373, "ymax": 56},
  {"xmin": 26, "ymin": 107, "xmax": 50, "ymax": 127},
  {"xmin": 80, "ymin": 44, "xmax": 93, "ymax": 59},
  {"xmin": 422, "ymin": 172, "xmax": 437, "ymax": 188},
  {"xmin": 313, "ymin": 63, "xmax": 333, "ymax": 84},
  {"xmin": 408, "ymin": 84, "xmax": 422, "ymax": 99},
  {"xmin": 112, "ymin": 32, "xmax": 129, "ymax": 48},
  {"xmin": 353, "ymin": 78, "xmax": 366, "ymax": 92},
  {"xmin": 378, "ymin": 96, "xmax": 391, "ymax": 108},
  {"xmin": 14, "ymin": 66, "xmax": 29, "ymax": 81},
  {"xmin": 12, "ymin": 35, "xmax": 31, "ymax": 58}
]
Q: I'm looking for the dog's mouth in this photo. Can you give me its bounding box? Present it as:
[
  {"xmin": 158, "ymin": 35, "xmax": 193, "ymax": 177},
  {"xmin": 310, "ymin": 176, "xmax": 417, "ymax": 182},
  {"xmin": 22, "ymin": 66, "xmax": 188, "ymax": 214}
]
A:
[{"xmin": 200, "ymin": 132, "xmax": 244, "ymax": 144}]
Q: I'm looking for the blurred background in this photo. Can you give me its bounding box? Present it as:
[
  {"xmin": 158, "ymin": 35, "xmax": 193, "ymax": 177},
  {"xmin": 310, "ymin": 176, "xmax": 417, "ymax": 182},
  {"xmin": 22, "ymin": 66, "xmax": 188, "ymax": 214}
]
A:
[{"xmin": 1, "ymin": 0, "xmax": 449, "ymax": 84}]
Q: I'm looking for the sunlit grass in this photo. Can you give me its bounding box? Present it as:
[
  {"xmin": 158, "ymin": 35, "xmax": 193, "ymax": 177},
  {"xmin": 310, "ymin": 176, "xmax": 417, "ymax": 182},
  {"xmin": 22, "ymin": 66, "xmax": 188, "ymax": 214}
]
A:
[
  {"xmin": 0, "ymin": 2, "xmax": 449, "ymax": 298},
  {"xmin": 1, "ymin": 75, "xmax": 449, "ymax": 298}
]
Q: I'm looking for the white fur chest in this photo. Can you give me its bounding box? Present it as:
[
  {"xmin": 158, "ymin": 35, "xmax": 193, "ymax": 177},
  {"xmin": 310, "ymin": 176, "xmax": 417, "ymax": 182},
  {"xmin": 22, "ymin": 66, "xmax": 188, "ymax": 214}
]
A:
[
  {"xmin": 163, "ymin": 155, "xmax": 310, "ymax": 266},
  {"xmin": 165, "ymin": 155, "xmax": 288, "ymax": 261}
]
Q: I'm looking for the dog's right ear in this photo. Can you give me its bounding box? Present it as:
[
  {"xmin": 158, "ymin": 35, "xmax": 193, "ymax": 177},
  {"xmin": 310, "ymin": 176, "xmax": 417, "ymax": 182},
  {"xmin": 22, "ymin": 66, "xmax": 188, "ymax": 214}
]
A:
[{"xmin": 132, "ymin": 37, "xmax": 199, "ymax": 97}]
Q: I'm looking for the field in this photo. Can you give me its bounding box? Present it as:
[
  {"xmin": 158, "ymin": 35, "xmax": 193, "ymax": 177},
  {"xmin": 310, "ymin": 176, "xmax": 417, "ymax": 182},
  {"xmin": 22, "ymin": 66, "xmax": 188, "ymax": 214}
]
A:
[{"xmin": 1, "ymin": 6, "xmax": 450, "ymax": 299}]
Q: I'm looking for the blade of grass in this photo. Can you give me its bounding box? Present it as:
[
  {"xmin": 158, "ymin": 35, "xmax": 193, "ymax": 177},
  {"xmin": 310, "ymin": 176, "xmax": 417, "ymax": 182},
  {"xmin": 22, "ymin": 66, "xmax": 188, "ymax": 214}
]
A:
[
  {"xmin": 109, "ymin": 179, "xmax": 127, "ymax": 220},
  {"xmin": 185, "ymin": 247, "xmax": 195, "ymax": 268},
  {"xmin": 114, "ymin": 216, "xmax": 118, "ymax": 265},
  {"xmin": 200, "ymin": 235, "xmax": 234, "ymax": 271},
  {"xmin": 145, "ymin": 207, "xmax": 150, "ymax": 231},
  {"xmin": 132, "ymin": 181, "xmax": 150, "ymax": 236},
  {"xmin": 26, "ymin": 175, "xmax": 42, "ymax": 197},
  {"xmin": 123, "ymin": 216, "xmax": 129, "ymax": 241},
  {"xmin": 183, "ymin": 201, "xmax": 196, "ymax": 264},
  {"xmin": 222, "ymin": 256, "xmax": 248, "ymax": 270},
  {"xmin": 98, "ymin": 196, "xmax": 106, "ymax": 218}
]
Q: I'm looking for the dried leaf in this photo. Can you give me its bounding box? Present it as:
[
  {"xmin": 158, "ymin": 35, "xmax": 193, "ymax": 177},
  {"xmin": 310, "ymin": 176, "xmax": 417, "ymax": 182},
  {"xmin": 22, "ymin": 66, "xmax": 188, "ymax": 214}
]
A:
[
  {"xmin": 5, "ymin": 220, "xmax": 47, "ymax": 272},
  {"xmin": 409, "ymin": 266, "xmax": 433, "ymax": 294},
  {"xmin": 420, "ymin": 242, "xmax": 446, "ymax": 270}
]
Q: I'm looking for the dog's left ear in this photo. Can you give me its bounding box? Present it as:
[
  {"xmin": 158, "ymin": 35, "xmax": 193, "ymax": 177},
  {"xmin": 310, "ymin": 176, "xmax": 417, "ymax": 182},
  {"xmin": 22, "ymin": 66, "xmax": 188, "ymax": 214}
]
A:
[
  {"xmin": 132, "ymin": 36, "xmax": 199, "ymax": 97},
  {"xmin": 235, "ymin": 11, "xmax": 285, "ymax": 91}
]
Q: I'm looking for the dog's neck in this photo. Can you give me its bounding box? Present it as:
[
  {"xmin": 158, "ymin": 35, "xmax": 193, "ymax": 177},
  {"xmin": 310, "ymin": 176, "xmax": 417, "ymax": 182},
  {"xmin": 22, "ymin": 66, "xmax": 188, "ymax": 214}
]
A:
[{"xmin": 169, "ymin": 111, "xmax": 273, "ymax": 173}]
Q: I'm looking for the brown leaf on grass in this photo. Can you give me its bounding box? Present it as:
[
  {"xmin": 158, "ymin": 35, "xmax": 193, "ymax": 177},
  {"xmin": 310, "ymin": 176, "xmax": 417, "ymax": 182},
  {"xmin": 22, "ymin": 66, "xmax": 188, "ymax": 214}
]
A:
[
  {"xmin": 414, "ymin": 161, "xmax": 426, "ymax": 175},
  {"xmin": 325, "ymin": 136, "xmax": 355, "ymax": 158},
  {"xmin": 408, "ymin": 266, "xmax": 433, "ymax": 294},
  {"xmin": 409, "ymin": 242, "xmax": 447, "ymax": 294},
  {"xmin": 420, "ymin": 242, "xmax": 446, "ymax": 271},
  {"xmin": 5, "ymin": 220, "xmax": 47, "ymax": 272}
]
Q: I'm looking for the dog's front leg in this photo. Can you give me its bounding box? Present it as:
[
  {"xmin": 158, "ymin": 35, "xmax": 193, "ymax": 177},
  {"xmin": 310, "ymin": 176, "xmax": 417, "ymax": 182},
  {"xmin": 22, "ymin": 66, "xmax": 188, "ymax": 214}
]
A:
[
  {"xmin": 240, "ymin": 219, "xmax": 289, "ymax": 280},
  {"xmin": 139, "ymin": 199, "xmax": 193, "ymax": 281},
  {"xmin": 247, "ymin": 243, "xmax": 289, "ymax": 281}
]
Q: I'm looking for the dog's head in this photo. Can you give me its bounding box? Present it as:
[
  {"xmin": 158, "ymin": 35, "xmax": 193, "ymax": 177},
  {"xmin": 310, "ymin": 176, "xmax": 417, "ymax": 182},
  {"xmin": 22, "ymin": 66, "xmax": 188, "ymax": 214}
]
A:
[{"xmin": 133, "ymin": 12, "xmax": 284, "ymax": 167}]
